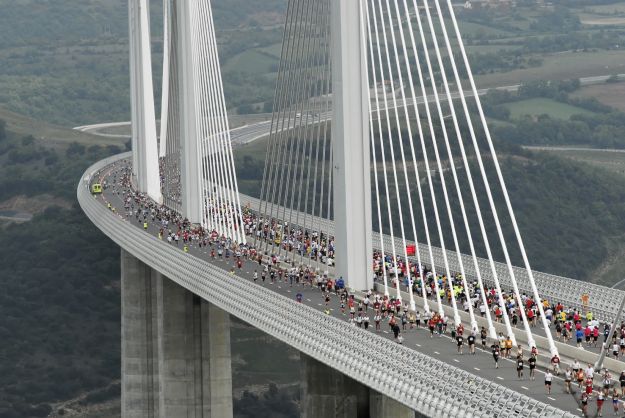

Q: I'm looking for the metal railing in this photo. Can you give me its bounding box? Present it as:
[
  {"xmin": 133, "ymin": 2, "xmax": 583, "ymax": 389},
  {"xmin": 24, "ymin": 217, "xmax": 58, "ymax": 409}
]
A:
[
  {"xmin": 78, "ymin": 153, "xmax": 575, "ymax": 417},
  {"xmin": 239, "ymin": 189, "xmax": 622, "ymax": 322}
]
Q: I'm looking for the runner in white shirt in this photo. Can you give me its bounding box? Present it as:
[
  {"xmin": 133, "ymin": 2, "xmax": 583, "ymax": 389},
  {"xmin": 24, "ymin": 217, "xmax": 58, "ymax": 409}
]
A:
[{"xmin": 545, "ymin": 370, "xmax": 553, "ymax": 394}]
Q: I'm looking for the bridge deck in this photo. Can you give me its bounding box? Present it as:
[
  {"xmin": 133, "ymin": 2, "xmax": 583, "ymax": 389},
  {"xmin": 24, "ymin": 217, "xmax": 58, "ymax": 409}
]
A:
[{"xmin": 84, "ymin": 156, "xmax": 600, "ymax": 417}]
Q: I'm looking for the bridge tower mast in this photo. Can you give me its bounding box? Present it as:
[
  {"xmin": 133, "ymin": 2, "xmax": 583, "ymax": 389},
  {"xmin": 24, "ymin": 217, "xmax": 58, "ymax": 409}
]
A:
[
  {"xmin": 331, "ymin": 1, "xmax": 373, "ymax": 292},
  {"xmin": 128, "ymin": 0, "xmax": 162, "ymax": 203}
]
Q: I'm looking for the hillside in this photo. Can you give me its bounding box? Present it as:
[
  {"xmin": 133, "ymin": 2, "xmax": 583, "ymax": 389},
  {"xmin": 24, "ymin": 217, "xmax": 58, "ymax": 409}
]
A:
[
  {"xmin": 234, "ymin": 131, "xmax": 625, "ymax": 285},
  {"xmin": 3, "ymin": 0, "xmax": 625, "ymax": 416}
]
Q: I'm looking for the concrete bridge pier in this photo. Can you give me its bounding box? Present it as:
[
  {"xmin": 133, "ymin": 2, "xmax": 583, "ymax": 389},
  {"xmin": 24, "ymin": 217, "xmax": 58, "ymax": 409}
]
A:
[
  {"xmin": 121, "ymin": 249, "xmax": 233, "ymax": 418},
  {"xmin": 369, "ymin": 391, "xmax": 415, "ymax": 418},
  {"xmin": 121, "ymin": 249, "xmax": 160, "ymax": 417},
  {"xmin": 301, "ymin": 354, "xmax": 415, "ymax": 418}
]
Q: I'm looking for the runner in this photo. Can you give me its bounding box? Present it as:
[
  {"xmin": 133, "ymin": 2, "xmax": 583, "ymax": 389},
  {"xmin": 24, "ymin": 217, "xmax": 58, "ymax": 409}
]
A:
[
  {"xmin": 491, "ymin": 343, "xmax": 500, "ymax": 369},
  {"xmin": 580, "ymin": 392, "xmax": 589, "ymax": 416},
  {"xmin": 504, "ymin": 336, "xmax": 513, "ymax": 359},
  {"xmin": 544, "ymin": 370, "xmax": 553, "ymax": 394},
  {"xmin": 467, "ymin": 332, "xmax": 476, "ymax": 355},
  {"xmin": 563, "ymin": 367, "xmax": 572, "ymax": 394},
  {"xmin": 374, "ymin": 312, "xmax": 381, "ymax": 332},
  {"xmin": 612, "ymin": 387, "xmax": 619, "ymax": 416},
  {"xmin": 516, "ymin": 355, "xmax": 524, "ymax": 380},
  {"xmin": 428, "ymin": 316, "xmax": 436, "ymax": 338},
  {"xmin": 528, "ymin": 355, "xmax": 537, "ymax": 381},
  {"xmin": 586, "ymin": 375, "xmax": 595, "ymax": 399},
  {"xmin": 597, "ymin": 391, "xmax": 604, "ymax": 417},
  {"xmin": 550, "ymin": 354, "xmax": 561, "ymax": 376},
  {"xmin": 456, "ymin": 333, "xmax": 464, "ymax": 355},
  {"xmin": 602, "ymin": 369, "xmax": 612, "ymax": 397}
]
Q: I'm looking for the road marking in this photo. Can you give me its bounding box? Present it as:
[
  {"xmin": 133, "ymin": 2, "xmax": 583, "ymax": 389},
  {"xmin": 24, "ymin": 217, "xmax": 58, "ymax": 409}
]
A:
[
  {"xmin": 434, "ymin": 351, "xmax": 440, "ymax": 355},
  {"xmin": 415, "ymin": 343, "xmax": 421, "ymax": 347},
  {"xmin": 547, "ymin": 397, "xmax": 555, "ymax": 401},
  {"xmin": 496, "ymin": 377, "xmax": 503, "ymax": 381},
  {"xmin": 307, "ymin": 299, "xmax": 312, "ymax": 302},
  {"xmin": 474, "ymin": 368, "xmax": 480, "ymax": 371},
  {"xmin": 453, "ymin": 359, "xmax": 459, "ymax": 363},
  {"xmin": 521, "ymin": 386, "xmax": 529, "ymax": 390},
  {"xmin": 318, "ymin": 303, "xmax": 322, "ymax": 306},
  {"xmin": 383, "ymin": 331, "xmax": 389, "ymax": 334}
]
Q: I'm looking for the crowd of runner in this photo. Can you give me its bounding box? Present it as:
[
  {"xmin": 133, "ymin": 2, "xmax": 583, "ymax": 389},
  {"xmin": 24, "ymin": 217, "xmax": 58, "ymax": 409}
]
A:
[{"xmin": 101, "ymin": 161, "xmax": 625, "ymax": 416}]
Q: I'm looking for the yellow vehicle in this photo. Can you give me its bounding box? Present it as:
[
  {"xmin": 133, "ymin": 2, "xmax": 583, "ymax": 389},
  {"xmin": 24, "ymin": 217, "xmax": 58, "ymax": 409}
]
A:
[{"xmin": 91, "ymin": 183, "xmax": 103, "ymax": 194}]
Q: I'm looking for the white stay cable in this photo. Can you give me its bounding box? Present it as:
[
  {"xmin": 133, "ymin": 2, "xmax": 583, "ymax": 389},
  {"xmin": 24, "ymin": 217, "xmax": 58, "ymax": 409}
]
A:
[
  {"xmin": 395, "ymin": 0, "xmax": 448, "ymax": 318},
  {"xmin": 426, "ymin": 0, "xmax": 527, "ymax": 342},
  {"xmin": 443, "ymin": 0, "xmax": 557, "ymax": 354},
  {"xmin": 272, "ymin": 0, "xmax": 314, "ymax": 259},
  {"xmin": 196, "ymin": 0, "xmax": 229, "ymax": 238},
  {"xmin": 159, "ymin": 0, "xmax": 170, "ymax": 159},
  {"xmin": 309, "ymin": 1, "xmax": 331, "ymax": 262},
  {"xmin": 188, "ymin": 0, "xmax": 213, "ymax": 232},
  {"xmin": 387, "ymin": 0, "xmax": 439, "ymax": 314},
  {"xmin": 369, "ymin": 0, "xmax": 402, "ymax": 303},
  {"xmin": 258, "ymin": 0, "xmax": 295, "ymax": 241},
  {"xmin": 203, "ymin": 0, "xmax": 239, "ymax": 243},
  {"xmin": 287, "ymin": 0, "xmax": 323, "ymax": 251},
  {"xmin": 361, "ymin": 0, "xmax": 389, "ymax": 297},
  {"xmin": 199, "ymin": 0, "xmax": 226, "ymax": 236},
  {"xmin": 264, "ymin": 0, "xmax": 306, "ymax": 252},
  {"xmin": 411, "ymin": 0, "xmax": 510, "ymax": 336},
  {"xmin": 206, "ymin": 0, "xmax": 247, "ymax": 244},
  {"xmin": 386, "ymin": 0, "xmax": 432, "ymax": 315},
  {"xmin": 401, "ymin": 0, "xmax": 463, "ymax": 327},
  {"xmin": 417, "ymin": 0, "xmax": 491, "ymax": 334},
  {"xmin": 377, "ymin": 0, "xmax": 418, "ymax": 310}
]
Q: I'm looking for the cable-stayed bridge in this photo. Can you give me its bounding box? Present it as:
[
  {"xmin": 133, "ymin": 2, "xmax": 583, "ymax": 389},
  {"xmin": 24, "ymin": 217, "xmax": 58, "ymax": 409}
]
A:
[{"xmin": 79, "ymin": 1, "xmax": 625, "ymax": 417}]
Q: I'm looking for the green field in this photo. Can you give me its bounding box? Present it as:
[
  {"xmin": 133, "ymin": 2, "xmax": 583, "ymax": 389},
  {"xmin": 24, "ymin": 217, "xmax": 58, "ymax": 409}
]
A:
[
  {"xmin": 456, "ymin": 20, "xmax": 514, "ymax": 38},
  {"xmin": 570, "ymin": 81, "xmax": 625, "ymax": 112},
  {"xmin": 223, "ymin": 48, "xmax": 279, "ymax": 74},
  {"xmin": 0, "ymin": 106, "xmax": 122, "ymax": 147},
  {"xmin": 476, "ymin": 49, "xmax": 625, "ymax": 88},
  {"xmin": 579, "ymin": 3, "xmax": 625, "ymax": 15},
  {"xmin": 256, "ymin": 42, "xmax": 283, "ymax": 58},
  {"xmin": 504, "ymin": 98, "xmax": 595, "ymax": 120},
  {"xmin": 532, "ymin": 148, "xmax": 625, "ymax": 176}
]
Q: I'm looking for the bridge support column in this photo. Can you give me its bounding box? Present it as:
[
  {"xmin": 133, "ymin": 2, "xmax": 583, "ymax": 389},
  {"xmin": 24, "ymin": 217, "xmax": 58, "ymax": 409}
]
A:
[
  {"xmin": 301, "ymin": 354, "xmax": 370, "ymax": 418},
  {"xmin": 369, "ymin": 391, "xmax": 415, "ymax": 418},
  {"xmin": 121, "ymin": 249, "xmax": 160, "ymax": 418},
  {"xmin": 121, "ymin": 249, "xmax": 233, "ymax": 418},
  {"xmin": 155, "ymin": 273, "xmax": 233, "ymax": 418}
]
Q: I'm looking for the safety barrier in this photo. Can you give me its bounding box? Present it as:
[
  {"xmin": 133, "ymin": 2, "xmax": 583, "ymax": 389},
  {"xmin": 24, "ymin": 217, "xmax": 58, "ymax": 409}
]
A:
[{"xmin": 78, "ymin": 154, "xmax": 576, "ymax": 417}]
